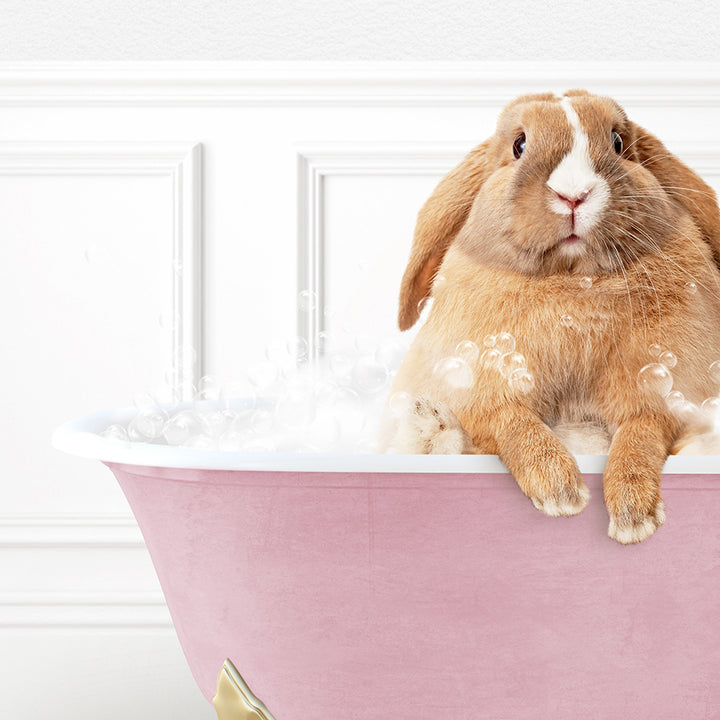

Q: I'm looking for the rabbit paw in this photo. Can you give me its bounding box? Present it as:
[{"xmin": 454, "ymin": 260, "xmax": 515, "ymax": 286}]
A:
[
  {"xmin": 528, "ymin": 476, "xmax": 591, "ymax": 517},
  {"xmin": 386, "ymin": 396, "xmax": 472, "ymax": 454},
  {"xmin": 607, "ymin": 498, "xmax": 666, "ymax": 545}
]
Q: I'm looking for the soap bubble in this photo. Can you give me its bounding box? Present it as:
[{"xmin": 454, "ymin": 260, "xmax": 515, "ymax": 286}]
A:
[
  {"xmin": 432, "ymin": 356, "xmax": 473, "ymax": 389},
  {"xmin": 499, "ymin": 351, "xmax": 526, "ymax": 378},
  {"xmin": 701, "ymin": 396, "xmax": 720, "ymax": 417},
  {"xmin": 298, "ymin": 290, "xmax": 318, "ymax": 312},
  {"xmin": 638, "ymin": 363, "xmax": 673, "ymax": 397},
  {"xmin": 199, "ymin": 410, "xmax": 235, "ymax": 438},
  {"xmin": 701, "ymin": 398, "xmax": 720, "ymax": 432},
  {"xmin": 580, "ymin": 276, "xmax": 593, "ymax": 290},
  {"xmin": 496, "ymin": 333, "xmax": 515, "ymax": 354},
  {"xmin": 709, "ymin": 360, "xmax": 720, "ymax": 384},
  {"xmin": 218, "ymin": 429, "xmax": 246, "ymax": 451},
  {"xmin": 675, "ymin": 401, "xmax": 701, "ymax": 424},
  {"xmin": 509, "ymin": 368, "xmax": 535, "ymax": 394},
  {"xmin": 665, "ymin": 390, "xmax": 686, "ymax": 411},
  {"xmin": 198, "ymin": 375, "xmax": 220, "ymax": 395},
  {"xmin": 134, "ymin": 406, "xmax": 168, "ymax": 439},
  {"xmin": 163, "ymin": 410, "xmax": 202, "ymax": 445},
  {"xmin": 433, "ymin": 274, "xmax": 447, "ymax": 290},
  {"xmin": 648, "ymin": 344, "xmax": 662, "ymax": 358},
  {"xmin": 316, "ymin": 330, "xmax": 332, "ymax": 355},
  {"xmin": 102, "ymin": 424, "xmax": 129, "ymax": 443},
  {"xmin": 684, "ymin": 281, "xmax": 698, "ymax": 295},
  {"xmin": 287, "ymin": 336, "xmax": 309, "ymax": 362},
  {"xmin": 193, "ymin": 376, "xmax": 222, "ymax": 411},
  {"xmin": 483, "ymin": 334, "xmax": 497, "ymax": 348},
  {"xmin": 481, "ymin": 347, "xmax": 502, "ymax": 369},
  {"xmin": 352, "ymin": 357, "xmax": 389, "ymax": 395},
  {"xmin": 560, "ymin": 314, "xmax": 574, "ymax": 328},
  {"xmin": 455, "ymin": 341, "xmax": 480, "ymax": 365},
  {"xmin": 417, "ymin": 296, "xmax": 433, "ymax": 316},
  {"xmin": 658, "ymin": 351, "xmax": 677, "ymax": 369},
  {"xmin": 127, "ymin": 419, "xmax": 146, "ymax": 443}
]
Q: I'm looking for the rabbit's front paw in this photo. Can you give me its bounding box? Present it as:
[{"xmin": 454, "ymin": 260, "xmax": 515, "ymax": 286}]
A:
[
  {"xmin": 607, "ymin": 497, "xmax": 666, "ymax": 545},
  {"xmin": 388, "ymin": 396, "xmax": 472, "ymax": 454},
  {"xmin": 528, "ymin": 474, "xmax": 590, "ymax": 517}
]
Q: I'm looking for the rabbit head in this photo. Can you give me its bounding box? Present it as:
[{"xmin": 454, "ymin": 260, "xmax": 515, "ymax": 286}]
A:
[{"xmin": 398, "ymin": 89, "xmax": 720, "ymax": 331}]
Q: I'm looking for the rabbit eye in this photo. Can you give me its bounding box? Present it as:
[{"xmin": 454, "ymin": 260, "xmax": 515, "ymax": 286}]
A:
[
  {"xmin": 513, "ymin": 133, "xmax": 526, "ymax": 159},
  {"xmin": 611, "ymin": 130, "xmax": 623, "ymax": 154}
]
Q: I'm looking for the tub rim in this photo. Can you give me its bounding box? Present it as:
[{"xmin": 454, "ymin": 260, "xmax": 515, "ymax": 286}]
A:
[{"xmin": 51, "ymin": 406, "xmax": 720, "ymax": 475}]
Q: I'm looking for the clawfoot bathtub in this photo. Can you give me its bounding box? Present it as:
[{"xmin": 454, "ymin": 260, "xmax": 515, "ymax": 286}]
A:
[{"xmin": 53, "ymin": 408, "xmax": 720, "ymax": 719}]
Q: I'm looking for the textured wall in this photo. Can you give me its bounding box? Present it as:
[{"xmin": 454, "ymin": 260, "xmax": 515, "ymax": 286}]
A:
[{"xmin": 3, "ymin": 0, "xmax": 720, "ymax": 61}]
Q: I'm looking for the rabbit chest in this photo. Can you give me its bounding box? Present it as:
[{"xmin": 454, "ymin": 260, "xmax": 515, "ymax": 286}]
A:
[{"xmin": 428, "ymin": 262, "xmax": 691, "ymax": 411}]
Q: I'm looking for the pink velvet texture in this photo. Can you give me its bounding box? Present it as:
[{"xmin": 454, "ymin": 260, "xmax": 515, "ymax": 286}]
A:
[{"xmin": 109, "ymin": 463, "xmax": 720, "ymax": 720}]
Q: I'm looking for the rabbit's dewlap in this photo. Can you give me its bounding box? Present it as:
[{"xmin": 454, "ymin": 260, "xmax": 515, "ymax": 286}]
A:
[{"xmin": 386, "ymin": 89, "xmax": 720, "ymax": 545}]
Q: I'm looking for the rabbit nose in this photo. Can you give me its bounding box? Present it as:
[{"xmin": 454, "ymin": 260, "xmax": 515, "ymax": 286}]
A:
[{"xmin": 554, "ymin": 189, "xmax": 591, "ymax": 209}]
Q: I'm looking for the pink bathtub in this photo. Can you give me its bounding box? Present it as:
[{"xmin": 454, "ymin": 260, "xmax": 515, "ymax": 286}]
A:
[{"xmin": 53, "ymin": 408, "xmax": 720, "ymax": 719}]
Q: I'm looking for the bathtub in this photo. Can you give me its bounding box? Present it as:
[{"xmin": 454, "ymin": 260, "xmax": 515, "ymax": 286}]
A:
[{"xmin": 53, "ymin": 407, "xmax": 720, "ymax": 719}]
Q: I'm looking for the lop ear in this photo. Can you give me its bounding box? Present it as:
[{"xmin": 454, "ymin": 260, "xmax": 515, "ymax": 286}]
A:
[
  {"xmin": 397, "ymin": 140, "xmax": 494, "ymax": 330},
  {"xmin": 629, "ymin": 123, "xmax": 720, "ymax": 269}
]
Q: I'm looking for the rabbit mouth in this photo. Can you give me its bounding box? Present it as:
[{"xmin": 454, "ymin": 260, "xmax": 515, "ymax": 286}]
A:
[
  {"xmin": 557, "ymin": 233, "xmax": 584, "ymax": 252},
  {"xmin": 553, "ymin": 232, "xmax": 587, "ymax": 261}
]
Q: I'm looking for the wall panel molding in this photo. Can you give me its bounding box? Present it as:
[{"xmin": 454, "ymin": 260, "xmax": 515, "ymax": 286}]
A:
[
  {"xmin": 296, "ymin": 143, "xmax": 467, "ymax": 358},
  {"xmin": 0, "ymin": 515, "xmax": 170, "ymax": 628},
  {"xmin": 0, "ymin": 62, "xmax": 719, "ymax": 107},
  {"xmin": 0, "ymin": 141, "xmax": 204, "ymax": 396},
  {"xmin": 0, "ymin": 514, "xmax": 141, "ymax": 548},
  {"xmin": 0, "ymin": 592, "xmax": 171, "ymax": 629}
]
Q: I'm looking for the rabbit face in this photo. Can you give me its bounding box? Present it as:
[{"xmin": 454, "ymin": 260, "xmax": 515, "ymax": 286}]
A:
[{"xmin": 455, "ymin": 91, "xmax": 678, "ymax": 278}]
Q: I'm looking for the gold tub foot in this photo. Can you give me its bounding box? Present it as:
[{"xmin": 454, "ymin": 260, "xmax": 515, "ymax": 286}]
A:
[{"xmin": 213, "ymin": 659, "xmax": 277, "ymax": 720}]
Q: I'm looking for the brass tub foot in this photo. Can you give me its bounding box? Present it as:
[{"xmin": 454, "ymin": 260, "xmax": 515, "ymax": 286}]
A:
[{"xmin": 213, "ymin": 659, "xmax": 277, "ymax": 720}]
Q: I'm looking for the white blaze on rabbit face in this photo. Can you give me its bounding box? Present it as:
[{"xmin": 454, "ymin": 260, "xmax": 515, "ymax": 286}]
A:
[{"xmin": 546, "ymin": 97, "xmax": 610, "ymax": 240}]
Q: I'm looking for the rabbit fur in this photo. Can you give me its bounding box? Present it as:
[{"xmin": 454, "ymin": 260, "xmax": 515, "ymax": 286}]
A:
[{"xmin": 383, "ymin": 90, "xmax": 720, "ymax": 544}]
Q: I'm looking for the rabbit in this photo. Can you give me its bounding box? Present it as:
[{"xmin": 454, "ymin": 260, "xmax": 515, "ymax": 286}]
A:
[{"xmin": 382, "ymin": 89, "xmax": 720, "ymax": 545}]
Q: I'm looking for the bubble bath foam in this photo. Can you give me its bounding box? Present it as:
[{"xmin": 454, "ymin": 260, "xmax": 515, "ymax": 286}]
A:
[{"xmin": 53, "ymin": 408, "xmax": 720, "ymax": 719}]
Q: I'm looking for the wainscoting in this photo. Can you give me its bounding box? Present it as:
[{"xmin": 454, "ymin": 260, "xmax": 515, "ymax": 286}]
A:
[{"xmin": 1, "ymin": 62, "xmax": 719, "ymax": 719}]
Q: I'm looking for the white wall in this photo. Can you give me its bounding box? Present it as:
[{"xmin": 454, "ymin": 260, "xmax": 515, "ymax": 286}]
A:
[
  {"xmin": 2, "ymin": 61, "xmax": 720, "ymax": 719},
  {"xmin": 2, "ymin": 0, "xmax": 719, "ymax": 61}
]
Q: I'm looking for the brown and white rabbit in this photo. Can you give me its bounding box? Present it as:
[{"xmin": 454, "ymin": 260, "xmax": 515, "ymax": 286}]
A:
[{"xmin": 383, "ymin": 90, "xmax": 720, "ymax": 544}]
